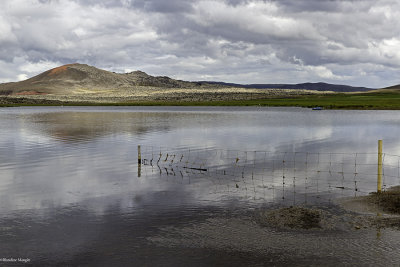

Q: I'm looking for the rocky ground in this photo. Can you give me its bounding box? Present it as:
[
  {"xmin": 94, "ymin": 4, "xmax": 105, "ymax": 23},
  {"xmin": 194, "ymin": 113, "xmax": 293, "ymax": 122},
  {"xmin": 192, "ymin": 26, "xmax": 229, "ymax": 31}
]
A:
[{"xmin": 0, "ymin": 87, "xmax": 333, "ymax": 105}]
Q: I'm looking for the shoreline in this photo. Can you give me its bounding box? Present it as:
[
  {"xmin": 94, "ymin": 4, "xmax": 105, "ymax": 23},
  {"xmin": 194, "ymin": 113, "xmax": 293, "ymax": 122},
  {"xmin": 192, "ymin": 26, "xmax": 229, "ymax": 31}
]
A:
[{"xmin": 1, "ymin": 90, "xmax": 400, "ymax": 109}]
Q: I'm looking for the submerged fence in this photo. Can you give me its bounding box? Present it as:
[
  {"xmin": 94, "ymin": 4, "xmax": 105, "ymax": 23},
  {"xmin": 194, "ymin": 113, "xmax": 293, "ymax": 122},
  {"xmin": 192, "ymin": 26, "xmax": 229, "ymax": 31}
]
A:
[{"xmin": 136, "ymin": 141, "xmax": 400, "ymax": 204}]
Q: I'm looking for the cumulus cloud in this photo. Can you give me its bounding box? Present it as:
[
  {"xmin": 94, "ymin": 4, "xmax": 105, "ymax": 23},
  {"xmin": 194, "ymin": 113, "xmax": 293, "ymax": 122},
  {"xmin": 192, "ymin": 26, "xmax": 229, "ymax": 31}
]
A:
[{"xmin": 0, "ymin": 0, "xmax": 399, "ymax": 87}]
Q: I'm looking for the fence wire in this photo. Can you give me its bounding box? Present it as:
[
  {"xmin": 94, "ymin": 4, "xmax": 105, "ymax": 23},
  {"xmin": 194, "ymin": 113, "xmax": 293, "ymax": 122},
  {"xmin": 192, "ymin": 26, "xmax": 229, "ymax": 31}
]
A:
[{"xmin": 138, "ymin": 145, "xmax": 400, "ymax": 205}]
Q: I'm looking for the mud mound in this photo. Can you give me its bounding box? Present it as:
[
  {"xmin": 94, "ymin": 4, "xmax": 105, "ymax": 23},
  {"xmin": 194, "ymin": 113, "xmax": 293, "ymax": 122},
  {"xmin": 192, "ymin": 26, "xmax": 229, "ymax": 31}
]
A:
[
  {"xmin": 366, "ymin": 186, "xmax": 400, "ymax": 214},
  {"xmin": 257, "ymin": 206, "xmax": 323, "ymax": 229}
]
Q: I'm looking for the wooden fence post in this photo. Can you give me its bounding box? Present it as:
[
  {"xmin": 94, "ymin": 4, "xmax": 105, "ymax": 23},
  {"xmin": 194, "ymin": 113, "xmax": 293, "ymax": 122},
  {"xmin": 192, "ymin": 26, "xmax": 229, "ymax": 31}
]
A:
[
  {"xmin": 377, "ymin": 140, "xmax": 382, "ymax": 193},
  {"xmin": 138, "ymin": 145, "xmax": 141, "ymax": 177}
]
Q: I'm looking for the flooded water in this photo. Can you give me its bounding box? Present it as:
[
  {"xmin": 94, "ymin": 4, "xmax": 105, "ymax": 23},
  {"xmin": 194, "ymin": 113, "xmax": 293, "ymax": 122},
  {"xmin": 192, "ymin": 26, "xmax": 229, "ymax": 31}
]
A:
[{"xmin": 1, "ymin": 106, "xmax": 400, "ymax": 266}]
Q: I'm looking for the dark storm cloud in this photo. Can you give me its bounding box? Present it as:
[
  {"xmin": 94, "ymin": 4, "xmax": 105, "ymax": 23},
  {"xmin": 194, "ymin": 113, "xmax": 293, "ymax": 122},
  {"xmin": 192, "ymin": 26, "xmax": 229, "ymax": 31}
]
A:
[
  {"xmin": 0, "ymin": 0, "xmax": 399, "ymax": 87},
  {"xmin": 274, "ymin": 0, "xmax": 371, "ymax": 12},
  {"xmin": 132, "ymin": 0, "xmax": 195, "ymax": 13}
]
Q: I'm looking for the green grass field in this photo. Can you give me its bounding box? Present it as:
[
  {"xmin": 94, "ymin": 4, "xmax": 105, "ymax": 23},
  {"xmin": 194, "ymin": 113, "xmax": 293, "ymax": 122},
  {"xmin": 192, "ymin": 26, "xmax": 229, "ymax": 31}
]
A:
[
  {"xmin": 115, "ymin": 91, "xmax": 400, "ymax": 109},
  {"xmin": 230, "ymin": 91, "xmax": 400, "ymax": 109},
  {"xmin": 1, "ymin": 91, "xmax": 400, "ymax": 109}
]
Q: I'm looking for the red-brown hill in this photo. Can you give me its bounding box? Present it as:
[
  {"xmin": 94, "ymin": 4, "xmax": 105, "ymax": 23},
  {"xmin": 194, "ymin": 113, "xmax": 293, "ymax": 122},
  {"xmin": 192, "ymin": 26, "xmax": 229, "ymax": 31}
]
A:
[{"xmin": 0, "ymin": 63, "xmax": 206, "ymax": 95}]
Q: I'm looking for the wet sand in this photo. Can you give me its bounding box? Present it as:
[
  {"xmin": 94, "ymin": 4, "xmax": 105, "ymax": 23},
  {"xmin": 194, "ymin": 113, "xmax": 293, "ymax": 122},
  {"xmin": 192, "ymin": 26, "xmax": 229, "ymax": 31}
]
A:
[
  {"xmin": 147, "ymin": 202, "xmax": 400, "ymax": 266},
  {"xmin": 145, "ymin": 190, "xmax": 400, "ymax": 266},
  {"xmin": 3, "ymin": 202, "xmax": 399, "ymax": 266}
]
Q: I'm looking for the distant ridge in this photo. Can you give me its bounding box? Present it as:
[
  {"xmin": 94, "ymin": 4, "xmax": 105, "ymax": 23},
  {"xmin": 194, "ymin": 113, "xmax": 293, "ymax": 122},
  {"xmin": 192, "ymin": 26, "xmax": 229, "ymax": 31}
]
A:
[
  {"xmin": 0, "ymin": 63, "xmax": 216, "ymax": 95},
  {"xmin": 0, "ymin": 63, "xmax": 376, "ymax": 95},
  {"xmin": 382, "ymin": 84, "xmax": 400, "ymax": 90},
  {"xmin": 201, "ymin": 81, "xmax": 375, "ymax": 92}
]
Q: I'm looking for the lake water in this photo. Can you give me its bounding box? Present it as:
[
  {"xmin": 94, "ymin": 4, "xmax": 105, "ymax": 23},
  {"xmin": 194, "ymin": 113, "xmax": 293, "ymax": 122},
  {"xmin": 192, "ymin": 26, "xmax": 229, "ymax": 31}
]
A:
[{"xmin": 1, "ymin": 106, "xmax": 400, "ymax": 266}]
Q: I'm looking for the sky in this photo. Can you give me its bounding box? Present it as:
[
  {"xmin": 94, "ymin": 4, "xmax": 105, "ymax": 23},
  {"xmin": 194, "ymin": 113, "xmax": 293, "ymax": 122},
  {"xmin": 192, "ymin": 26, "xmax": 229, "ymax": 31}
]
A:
[{"xmin": 0, "ymin": 0, "xmax": 399, "ymax": 88}]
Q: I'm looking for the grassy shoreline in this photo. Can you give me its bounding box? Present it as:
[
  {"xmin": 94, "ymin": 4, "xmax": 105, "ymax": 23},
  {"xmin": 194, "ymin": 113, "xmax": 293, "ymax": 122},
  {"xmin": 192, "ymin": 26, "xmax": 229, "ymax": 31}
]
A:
[{"xmin": 1, "ymin": 91, "xmax": 400, "ymax": 109}]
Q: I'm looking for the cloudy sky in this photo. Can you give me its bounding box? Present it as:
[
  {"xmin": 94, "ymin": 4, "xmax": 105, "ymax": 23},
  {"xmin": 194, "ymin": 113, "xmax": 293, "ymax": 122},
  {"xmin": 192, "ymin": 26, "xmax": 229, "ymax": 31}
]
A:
[{"xmin": 0, "ymin": 0, "xmax": 399, "ymax": 88}]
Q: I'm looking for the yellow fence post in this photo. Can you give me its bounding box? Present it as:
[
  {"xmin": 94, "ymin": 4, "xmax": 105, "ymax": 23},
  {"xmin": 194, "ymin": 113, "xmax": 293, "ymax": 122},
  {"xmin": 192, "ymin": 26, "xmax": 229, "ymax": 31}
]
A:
[
  {"xmin": 138, "ymin": 145, "xmax": 141, "ymax": 177},
  {"xmin": 377, "ymin": 140, "xmax": 383, "ymax": 193}
]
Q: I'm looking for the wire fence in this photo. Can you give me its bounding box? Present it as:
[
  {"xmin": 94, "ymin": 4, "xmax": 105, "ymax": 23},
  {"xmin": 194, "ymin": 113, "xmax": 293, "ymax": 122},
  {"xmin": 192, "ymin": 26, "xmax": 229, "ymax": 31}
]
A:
[{"xmin": 137, "ymin": 145, "xmax": 400, "ymax": 204}]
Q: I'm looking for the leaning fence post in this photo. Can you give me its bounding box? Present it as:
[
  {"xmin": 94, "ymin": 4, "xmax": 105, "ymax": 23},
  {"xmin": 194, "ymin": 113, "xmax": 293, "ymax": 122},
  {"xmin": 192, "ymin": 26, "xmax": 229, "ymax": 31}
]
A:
[
  {"xmin": 377, "ymin": 140, "xmax": 383, "ymax": 193},
  {"xmin": 138, "ymin": 145, "xmax": 142, "ymax": 177},
  {"xmin": 138, "ymin": 145, "xmax": 142, "ymax": 164}
]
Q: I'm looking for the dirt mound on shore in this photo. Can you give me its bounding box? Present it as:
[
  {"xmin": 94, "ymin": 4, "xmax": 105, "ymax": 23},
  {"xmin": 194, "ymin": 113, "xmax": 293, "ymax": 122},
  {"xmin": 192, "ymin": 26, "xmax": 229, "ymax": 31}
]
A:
[
  {"xmin": 368, "ymin": 186, "xmax": 400, "ymax": 214},
  {"xmin": 340, "ymin": 186, "xmax": 400, "ymax": 215},
  {"xmin": 257, "ymin": 206, "xmax": 323, "ymax": 229}
]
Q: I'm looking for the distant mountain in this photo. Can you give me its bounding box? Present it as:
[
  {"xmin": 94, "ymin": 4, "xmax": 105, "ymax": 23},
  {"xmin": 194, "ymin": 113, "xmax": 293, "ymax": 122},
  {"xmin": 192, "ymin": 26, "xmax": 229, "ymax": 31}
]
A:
[
  {"xmin": 201, "ymin": 81, "xmax": 375, "ymax": 92},
  {"xmin": 0, "ymin": 63, "xmax": 216, "ymax": 95},
  {"xmin": 382, "ymin": 84, "xmax": 400, "ymax": 90},
  {"xmin": 0, "ymin": 63, "xmax": 375, "ymax": 95}
]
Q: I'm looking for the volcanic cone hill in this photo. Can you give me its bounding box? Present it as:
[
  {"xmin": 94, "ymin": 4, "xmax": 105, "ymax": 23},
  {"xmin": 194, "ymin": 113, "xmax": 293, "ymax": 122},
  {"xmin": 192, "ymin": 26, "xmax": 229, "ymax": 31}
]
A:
[
  {"xmin": 0, "ymin": 63, "xmax": 350, "ymax": 104},
  {"xmin": 0, "ymin": 63, "xmax": 213, "ymax": 96}
]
